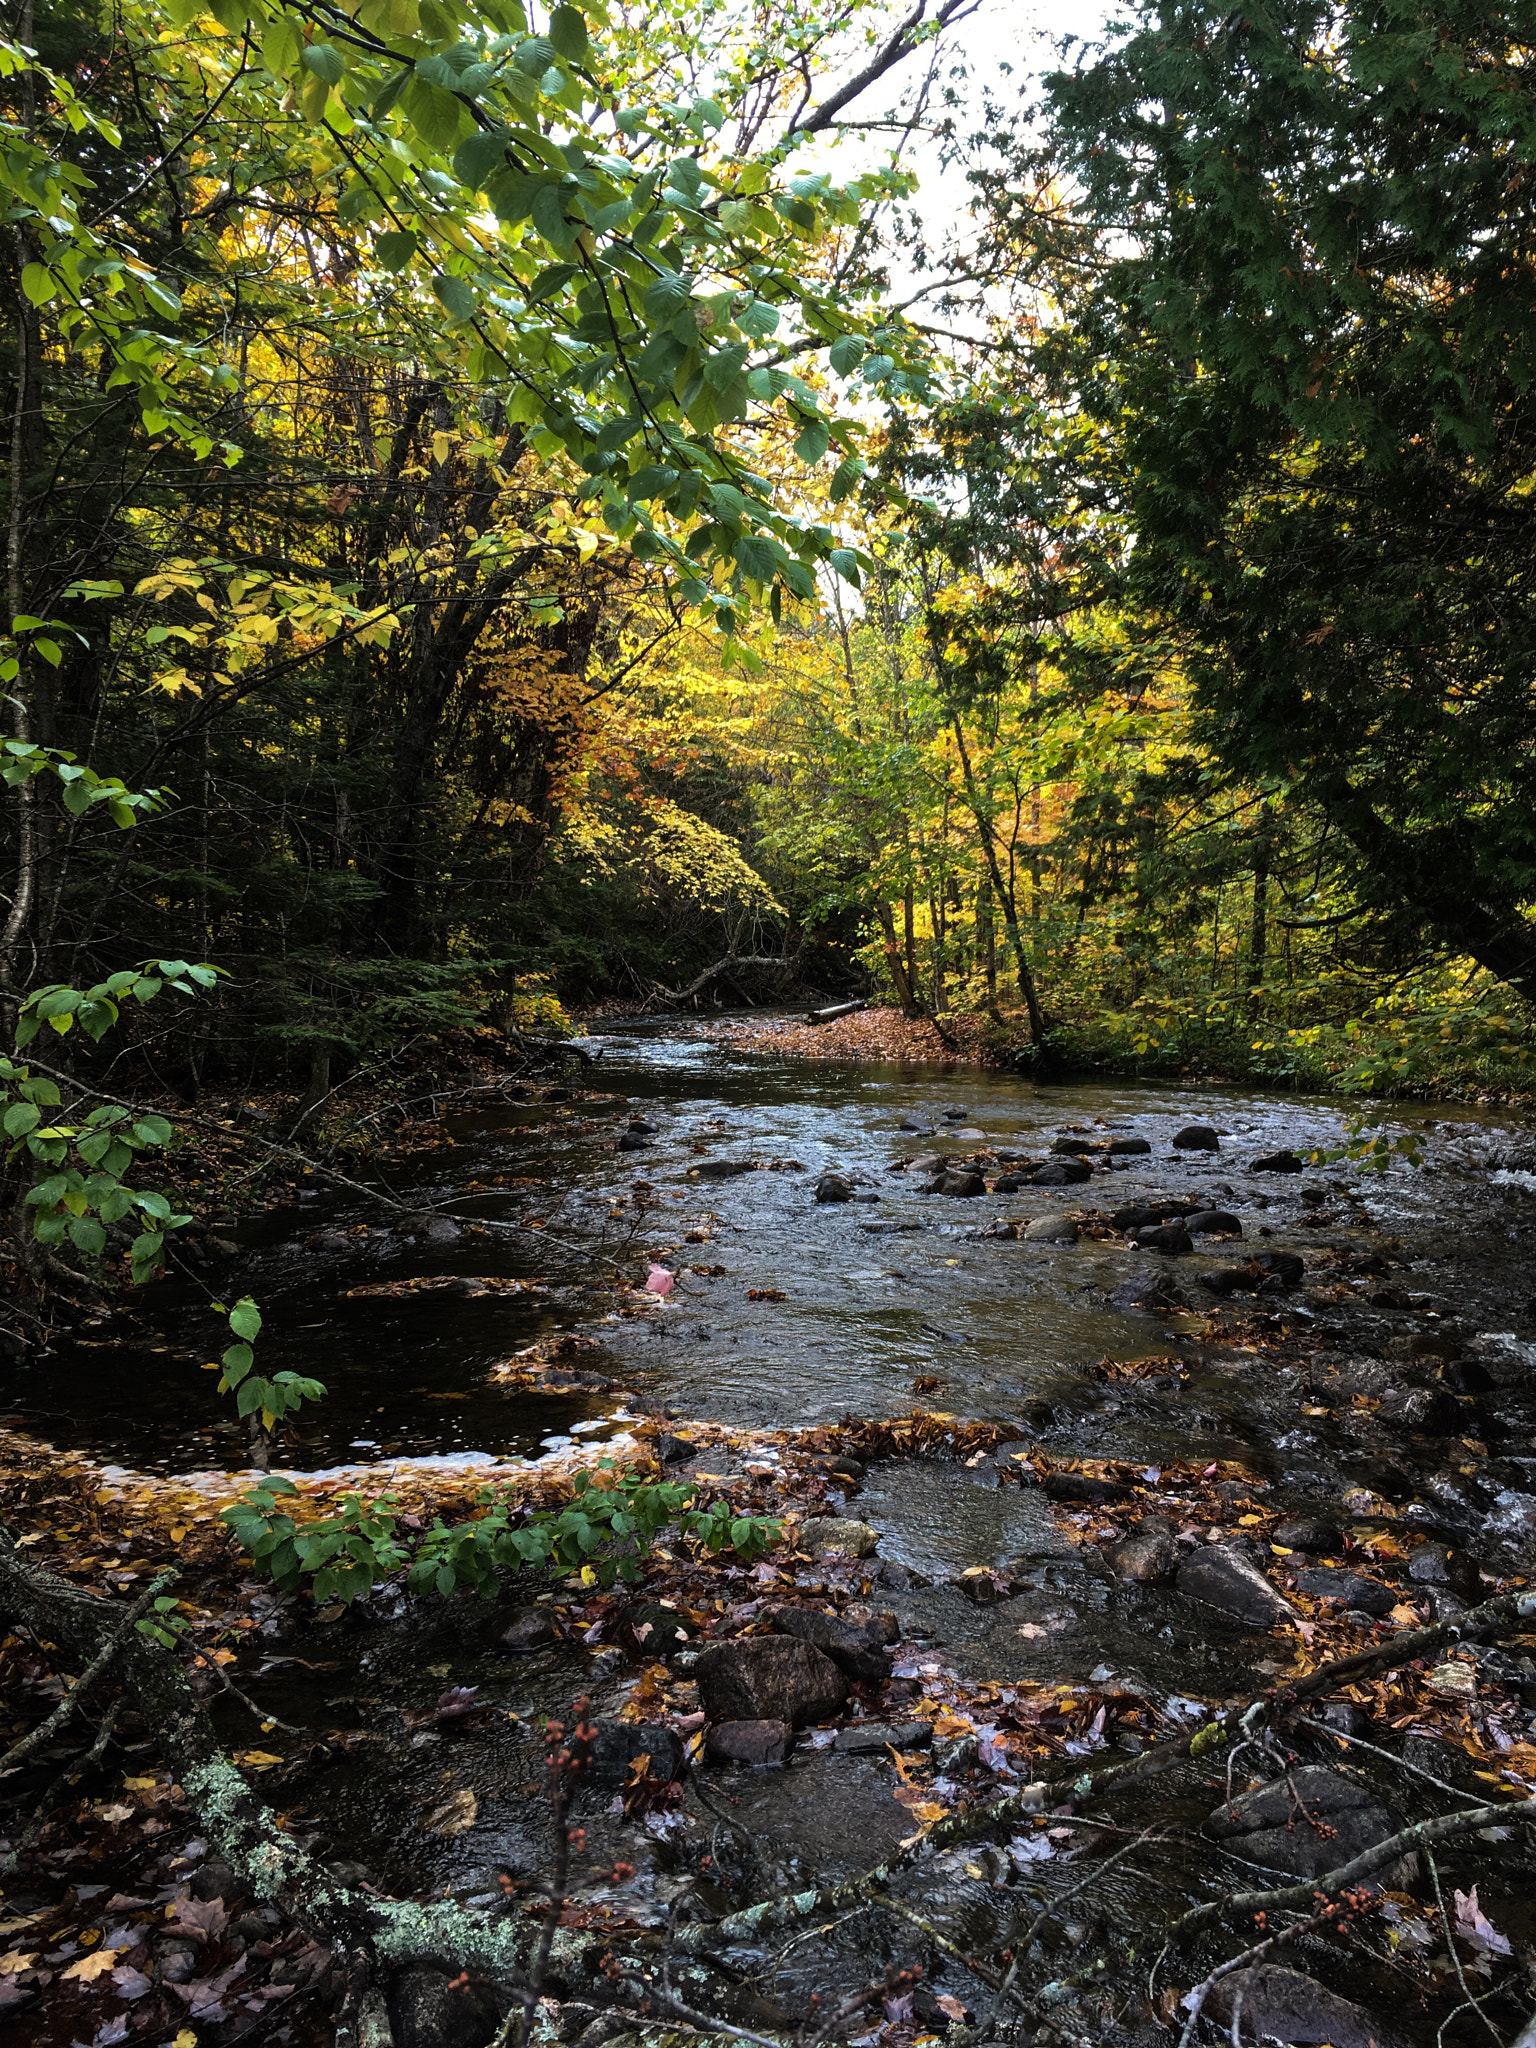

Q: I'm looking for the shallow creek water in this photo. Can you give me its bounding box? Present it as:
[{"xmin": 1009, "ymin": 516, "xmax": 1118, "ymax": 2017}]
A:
[{"xmin": 10, "ymin": 1029, "xmax": 1536, "ymax": 2034}]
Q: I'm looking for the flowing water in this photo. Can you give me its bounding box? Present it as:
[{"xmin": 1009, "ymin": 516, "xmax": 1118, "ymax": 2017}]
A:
[{"xmin": 8, "ymin": 1027, "xmax": 1536, "ymax": 2037}]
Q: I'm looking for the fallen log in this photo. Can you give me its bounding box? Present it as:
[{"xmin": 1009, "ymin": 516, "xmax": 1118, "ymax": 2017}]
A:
[
  {"xmin": 654, "ymin": 954, "xmax": 792, "ymax": 1004},
  {"xmin": 0, "ymin": 1528, "xmax": 598, "ymax": 2023},
  {"xmin": 805, "ymin": 998, "xmax": 867, "ymax": 1024}
]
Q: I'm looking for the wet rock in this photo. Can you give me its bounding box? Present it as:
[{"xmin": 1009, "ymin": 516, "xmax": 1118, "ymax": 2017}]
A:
[
  {"xmin": 1112, "ymin": 1200, "xmax": 1196, "ymax": 1229},
  {"xmin": 1031, "ymin": 1158, "xmax": 1092, "ymax": 1186},
  {"xmin": 499, "ymin": 1610, "xmax": 558, "ymax": 1653},
  {"xmin": 874, "ymin": 1558, "xmax": 925, "ymax": 1591},
  {"xmin": 1255, "ymin": 1250, "xmax": 1306, "ymax": 1286},
  {"xmin": 654, "ymin": 1433, "xmax": 696, "ymax": 1464},
  {"xmin": 1205, "ymin": 1965, "xmax": 1407, "ymax": 2048},
  {"xmin": 1045, "ymin": 1470, "xmax": 1132, "ymax": 1506},
  {"xmin": 388, "ymin": 1967, "xmax": 504, "ymax": 2048},
  {"xmin": 190, "ymin": 1856, "xmax": 237, "ymax": 1902},
  {"xmin": 1110, "ymin": 1269, "xmax": 1188, "ymax": 1313},
  {"xmin": 1173, "ymin": 1124, "xmax": 1221, "ymax": 1151},
  {"xmin": 398, "ymin": 1211, "xmax": 466, "ymax": 1243},
  {"xmin": 689, "ymin": 1158, "xmax": 759, "ymax": 1179},
  {"xmin": 1186, "ymin": 1209, "xmax": 1242, "ymax": 1236},
  {"xmin": 705, "ymin": 1719, "xmax": 792, "ymax": 1765},
  {"xmin": 1205, "ymin": 1766, "xmax": 1413, "ymax": 1884},
  {"xmin": 1177, "ymin": 1546, "xmax": 1295, "ymax": 1626},
  {"xmin": 617, "ymin": 1130, "xmax": 654, "ymax": 1152},
  {"xmin": 798, "ymin": 1516, "xmax": 880, "ymax": 1558},
  {"xmin": 834, "ymin": 1720, "xmax": 933, "ymax": 1755},
  {"xmin": 1251, "ymin": 1149, "xmax": 1305, "ymax": 1172},
  {"xmin": 1106, "ymin": 1136, "xmax": 1151, "ymax": 1155},
  {"xmin": 1377, "ymin": 1386, "xmax": 1462, "ymax": 1434},
  {"xmin": 627, "ymin": 1116, "xmax": 658, "ymax": 1134},
  {"xmin": 1137, "ymin": 1222, "xmax": 1192, "ymax": 1255},
  {"xmin": 942, "ymin": 1106, "xmax": 969, "ymax": 1120},
  {"xmin": 1294, "ymin": 1568, "xmax": 1396, "ymax": 1615},
  {"xmin": 695, "ymin": 1635, "xmax": 848, "ymax": 1726},
  {"xmin": 843, "ymin": 1603, "xmax": 900, "ymax": 1643},
  {"xmin": 1272, "ymin": 1519, "xmax": 1343, "ymax": 1555},
  {"xmin": 1408, "ymin": 1543, "xmax": 1480, "ymax": 1597},
  {"xmin": 898, "ymin": 1117, "xmax": 934, "ymax": 1133},
  {"xmin": 931, "ymin": 1170, "xmax": 987, "ymax": 1197},
  {"xmin": 1108, "ymin": 1516, "xmax": 1179, "ymax": 1583},
  {"xmin": 815, "ymin": 1173, "xmax": 854, "ymax": 1203},
  {"xmin": 956, "ymin": 1565, "xmax": 1010, "ymax": 1602},
  {"xmin": 1023, "ymin": 1214, "xmax": 1079, "ymax": 1243},
  {"xmin": 620, "ymin": 1602, "xmax": 697, "ymax": 1655},
  {"xmin": 769, "ymin": 1605, "xmax": 891, "ymax": 1682},
  {"xmin": 1320, "ymin": 1701, "xmax": 1368, "ymax": 1737},
  {"xmin": 1298, "ymin": 1183, "xmax": 1331, "ymax": 1206},
  {"xmin": 1050, "ymin": 1135, "xmax": 1094, "ymax": 1154},
  {"xmin": 588, "ymin": 1717, "xmax": 685, "ymax": 1785}
]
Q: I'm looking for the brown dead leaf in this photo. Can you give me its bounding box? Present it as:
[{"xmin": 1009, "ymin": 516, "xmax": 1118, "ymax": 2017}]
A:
[
  {"xmin": 62, "ymin": 1951, "xmax": 118, "ymax": 1983},
  {"xmin": 423, "ymin": 1787, "xmax": 478, "ymax": 1836}
]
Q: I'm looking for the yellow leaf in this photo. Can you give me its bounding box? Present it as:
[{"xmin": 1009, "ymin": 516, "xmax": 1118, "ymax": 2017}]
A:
[
  {"xmin": 1238, "ymin": 1514, "xmax": 1263, "ymax": 1527},
  {"xmin": 0, "ymin": 1953, "xmax": 38, "ymax": 1975},
  {"xmin": 234, "ymin": 1749, "xmax": 285, "ymax": 1770},
  {"xmin": 169, "ymin": 1524, "xmax": 188, "ymax": 1543},
  {"xmin": 1270, "ymin": 1544, "xmax": 1293, "ymax": 1555},
  {"xmin": 63, "ymin": 1949, "xmax": 118, "ymax": 1982},
  {"xmin": 175, "ymin": 2032, "xmax": 198, "ymax": 2048},
  {"xmin": 422, "ymin": 1787, "xmax": 477, "ymax": 1836},
  {"xmin": 122, "ymin": 1776, "xmax": 159, "ymax": 1791}
]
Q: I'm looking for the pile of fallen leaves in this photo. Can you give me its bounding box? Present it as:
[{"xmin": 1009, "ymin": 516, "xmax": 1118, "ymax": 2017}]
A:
[{"xmin": 694, "ymin": 1009, "xmax": 1010, "ymax": 1067}]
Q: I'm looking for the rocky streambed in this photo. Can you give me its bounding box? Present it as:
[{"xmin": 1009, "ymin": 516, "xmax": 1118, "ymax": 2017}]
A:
[{"xmin": 6, "ymin": 1031, "xmax": 1536, "ymax": 2048}]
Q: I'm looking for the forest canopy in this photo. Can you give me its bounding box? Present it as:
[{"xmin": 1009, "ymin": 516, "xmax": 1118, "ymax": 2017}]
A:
[{"xmin": 3, "ymin": 0, "xmax": 1535, "ymax": 1106}]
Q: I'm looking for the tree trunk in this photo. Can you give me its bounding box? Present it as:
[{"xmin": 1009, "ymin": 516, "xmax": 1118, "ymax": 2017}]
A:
[
  {"xmin": 1247, "ymin": 801, "xmax": 1271, "ymax": 1010},
  {"xmin": 873, "ymin": 901, "xmax": 924, "ymax": 1018},
  {"xmin": 950, "ymin": 719, "xmax": 1048, "ymax": 1045}
]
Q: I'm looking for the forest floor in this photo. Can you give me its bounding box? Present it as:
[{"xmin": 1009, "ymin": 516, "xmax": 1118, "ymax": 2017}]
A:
[
  {"xmin": 4, "ymin": 1049, "xmax": 1536, "ymax": 2048},
  {"xmin": 693, "ymin": 1008, "xmax": 1012, "ymax": 1067}
]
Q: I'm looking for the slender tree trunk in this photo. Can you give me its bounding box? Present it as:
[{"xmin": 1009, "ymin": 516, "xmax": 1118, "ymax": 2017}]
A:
[
  {"xmin": 1, "ymin": 0, "xmax": 41, "ymax": 1047},
  {"xmin": 873, "ymin": 900, "xmax": 923, "ymax": 1018},
  {"xmin": 950, "ymin": 718, "xmax": 1048, "ymax": 1045},
  {"xmin": 1247, "ymin": 802, "xmax": 1271, "ymax": 1011}
]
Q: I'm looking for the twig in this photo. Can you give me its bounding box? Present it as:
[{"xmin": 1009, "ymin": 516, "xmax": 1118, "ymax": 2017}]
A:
[
  {"xmin": 873, "ymin": 1893, "xmax": 1004, "ymax": 1988},
  {"xmin": 1426, "ymin": 1848, "xmax": 1505, "ymax": 2047},
  {"xmin": 1294, "ymin": 1713, "xmax": 1471, "ymax": 1803},
  {"xmin": 674, "ymin": 1589, "xmax": 1536, "ymax": 1960},
  {"xmin": 188, "ymin": 1645, "xmax": 306, "ymax": 1736},
  {"xmin": 1167, "ymin": 1797, "xmax": 1536, "ymax": 1941},
  {"xmin": 1175, "ymin": 1889, "xmax": 1373, "ymax": 2048},
  {"xmin": 2, "ymin": 1698, "xmax": 121, "ymax": 1871},
  {"xmin": 0, "ymin": 1568, "xmax": 173, "ymax": 1774},
  {"xmin": 614, "ymin": 1975, "xmax": 792, "ymax": 2048}
]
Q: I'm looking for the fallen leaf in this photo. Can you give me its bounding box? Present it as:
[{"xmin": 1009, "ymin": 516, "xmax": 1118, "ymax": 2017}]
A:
[
  {"xmin": 423, "ymin": 1787, "xmax": 478, "ymax": 1836},
  {"xmin": 62, "ymin": 1951, "xmax": 118, "ymax": 1983},
  {"xmin": 233, "ymin": 1750, "xmax": 285, "ymax": 1770},
  {"xmin": 112, "ymin": 1965, "xmax": 153, "ymax": 2000},
  {"xmin": 0, "ymin": 1953, "xmax": 38, "ymax": 1976},
  {"xmin": 97, "ymin": 1803, "xmax": 135, "ymax": 1823},
  {"xmin": 168, "ymin": 1898, "xmax": 228, "ymax": 1944},
  {"xmin": 1454, "ymin": 1886, "xmax": 1513, "ymax": 1957}
]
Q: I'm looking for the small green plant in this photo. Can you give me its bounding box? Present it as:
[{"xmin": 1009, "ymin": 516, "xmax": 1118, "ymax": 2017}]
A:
[
  {"xmin": 1311, "ymin": 1110, "xmax": 1424, "ymax": 1176},
  {"xmin": 214, "ymin": 1294, "xmax": 325, "ymax": 1439},
  {"xmin": 221, "ymin": 1462, "xmax": 782, "ymax": 1605}
]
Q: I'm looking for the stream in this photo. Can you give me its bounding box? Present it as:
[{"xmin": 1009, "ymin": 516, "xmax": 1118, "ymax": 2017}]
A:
[{"xmin": 9, "ymin": 1027, "xmax": 1536, "ymax": 2043}]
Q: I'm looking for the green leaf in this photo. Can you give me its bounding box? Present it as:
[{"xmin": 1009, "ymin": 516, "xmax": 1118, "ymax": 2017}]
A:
[
  {"xmin": 793, "ymin": 419, "xmax": 830, "ymax": 465},
  {"xmin": 527, "ymin": 261, "xmax": 579, "ymax": 304},
  {"xmin": 829, "ymin": 334, "xmax": 866, "ymax": 377},
  {"xmin": 375, "ymin": 230, "xmax": 419, "ymax": 272},
  {"xmin": 222, "ymin": 1341, "xmax": 255, "ymax": 1386},
  {"xmin": 453, "ymin": 129, "xmax": 513, "ymax": 188},
  {"xmin": 433, "ymin": 272, "xmax": 478, "ymax": 323},
  {"xmin": 302, "ymin": 43, "xmax": 345, "ymax": 86},
  {"xmin": 229, "ymin": 1298, "xmax": 263, "ymax": 1341},
  {"xmin": 829, "ymin": 547, "xmax": 863, "ymax": 588},
  {"xmin": 3, "ymin": 1102, "xmax": 40, "ymax": 1138},
  {"xmin": 531, "ymin": 182, "xmax": 574, "ymax": 245},
  {"xmin": 548, "ymin": 5, "xmax": 589, "ymax": 62},
  {"xmin": 68, "ymin": 1216, "xmax": 106, "ymax": 1257},
  {"xmin": 734, "ymin": 533, "xmax": 780, "ymax": 582},
  {"xmin": 131, "ymin": 1115, "xmax": 172, "ymax": 1146}
]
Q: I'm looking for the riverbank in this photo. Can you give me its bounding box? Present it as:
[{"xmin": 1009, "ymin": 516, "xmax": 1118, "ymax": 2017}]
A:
[
  {"xmin": 6, "ymin": 1035, "xmax": 1536, "ymax": 2048},
  {"xmin": 694, "ymin": 1006, "xmax": 1012, "ymax": 1066}
]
